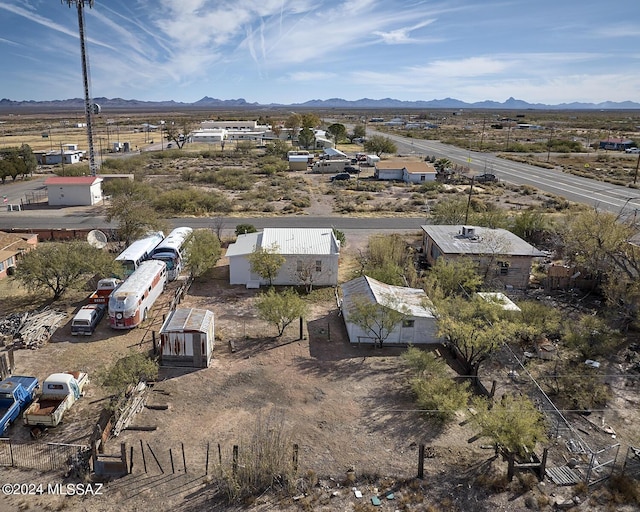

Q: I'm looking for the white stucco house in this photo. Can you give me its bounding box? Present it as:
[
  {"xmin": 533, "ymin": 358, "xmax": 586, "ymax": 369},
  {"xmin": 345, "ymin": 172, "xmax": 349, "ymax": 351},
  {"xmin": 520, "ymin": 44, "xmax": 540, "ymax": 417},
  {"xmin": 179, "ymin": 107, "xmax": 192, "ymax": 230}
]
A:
[
  {"xmin": 44, "ymin": 176, "xmax": 103, "ymax": 206},
  {"xmin": 340, "ymin": 275, "xmax": 440, "ymax": 346},
  {"xmin": 225, "ymin": 227, "xmax": 340, "ymax": 288}
]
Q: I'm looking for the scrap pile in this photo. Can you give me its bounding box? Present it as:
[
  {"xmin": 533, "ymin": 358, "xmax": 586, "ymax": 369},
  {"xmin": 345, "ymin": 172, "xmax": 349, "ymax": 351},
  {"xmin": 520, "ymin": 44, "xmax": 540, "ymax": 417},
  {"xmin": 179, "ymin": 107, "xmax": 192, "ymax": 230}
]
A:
[{"xmin": 0, "ymin": 308, "xmax": 67, "ymax": 349}]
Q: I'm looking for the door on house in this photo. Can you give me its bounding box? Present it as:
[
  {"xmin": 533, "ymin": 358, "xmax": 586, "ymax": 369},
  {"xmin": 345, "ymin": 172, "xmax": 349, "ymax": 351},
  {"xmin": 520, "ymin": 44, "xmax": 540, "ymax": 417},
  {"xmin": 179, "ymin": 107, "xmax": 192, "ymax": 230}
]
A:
[{"xmin": 401, "ymin": 319, "xmax": 415, "ymax": 343}]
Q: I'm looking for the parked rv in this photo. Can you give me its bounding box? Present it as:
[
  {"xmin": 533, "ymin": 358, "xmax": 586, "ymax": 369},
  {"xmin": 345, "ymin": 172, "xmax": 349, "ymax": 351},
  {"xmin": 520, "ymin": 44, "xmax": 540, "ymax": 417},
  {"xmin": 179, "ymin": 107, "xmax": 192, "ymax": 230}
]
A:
[
  {"xmin": 311, "ymin": 159, "xmax": 351, "ymax": 174},
  {"xmin": 109, "ymin": 260, "xmax": 167, "ymax": 329},
  {"xmin": 366, "ymin": 155, "xmax": 381, "ymax": 166},
  {"xmin": 23, "ymin": 372, "xmax": 89, "ymax": 428},
  {"xmin": 150, "ymin": 227, "xmax": 193, "ymax": 281},
  {"xmin": 0, "ymin": 376, "xmax": 39, "ymax": 435},
  {"xmin": 71, "ymin": 304, "xmax": 106, "ymax": 336}
]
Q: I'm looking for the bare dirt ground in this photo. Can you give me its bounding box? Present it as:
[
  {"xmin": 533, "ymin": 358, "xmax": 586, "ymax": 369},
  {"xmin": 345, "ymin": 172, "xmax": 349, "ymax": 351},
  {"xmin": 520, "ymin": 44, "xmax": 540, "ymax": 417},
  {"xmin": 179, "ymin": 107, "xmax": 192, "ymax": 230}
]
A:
[{"xmin": 1, "ymin": 188, "xmax": 639, "ymax": 511}]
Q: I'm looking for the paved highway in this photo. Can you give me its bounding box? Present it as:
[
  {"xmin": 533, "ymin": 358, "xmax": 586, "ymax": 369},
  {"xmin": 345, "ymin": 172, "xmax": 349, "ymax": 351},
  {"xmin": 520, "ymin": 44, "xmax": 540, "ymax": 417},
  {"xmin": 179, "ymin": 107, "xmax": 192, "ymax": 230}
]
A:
[{"xmin": 369, "ymin": 128, "xmax": 640, "ymax": 220}]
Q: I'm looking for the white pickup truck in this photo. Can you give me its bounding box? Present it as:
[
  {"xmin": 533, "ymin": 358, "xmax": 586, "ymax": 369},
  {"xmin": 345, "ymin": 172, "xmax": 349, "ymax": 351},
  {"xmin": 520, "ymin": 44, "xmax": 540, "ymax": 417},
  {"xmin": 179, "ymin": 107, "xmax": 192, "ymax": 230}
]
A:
[{"xmin": 23, "ymin": 372, "xmax": 89, "ymax": 428}]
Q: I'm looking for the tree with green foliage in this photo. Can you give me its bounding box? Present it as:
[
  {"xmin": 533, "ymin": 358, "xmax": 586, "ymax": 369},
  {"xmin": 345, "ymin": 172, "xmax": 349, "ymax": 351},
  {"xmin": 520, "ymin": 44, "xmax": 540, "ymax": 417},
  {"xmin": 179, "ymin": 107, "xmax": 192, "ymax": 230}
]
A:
[
  {"xmin": 183, "ymin": 229, "xmax": 222, "ymax": 278},
  {"xmin": 564, "ymin": 313, "xmax": 622, "ymax": 358},
  {"xmin": 235, "ymin": 224, "xmax": 257, "ymax": 236},
  {"xmin": 424, "ymin": 257, "xmax": 483, "ymax": 299},
  {"xmin": 357, "ymin": 233, "xmax": 417, "ymax": 287},
  {"xmin": 264, "ymin": 140, "xmax": 290, "ymax": 158},
  {"xmin": 429, "ymin": 197, "xmax": 468, "ymax": 225},
  {"xmin": 164, "ymin": 118, "xmax": 194, "ymax": 149},
  {"xmin": 403, "ymin": 347, "xmax": 471, "ymax": 422},
  {"xmin": 106, "ymin": 194, "xmax": 167, "ymax": 246},
  {"xmin": 99, "ymin": 351, "xmax": 159, "ymax": 398},
  {"xmin": 301, "ymin": 113, "xmax": 321, "ymax": 129},
  {"xmin": 349, "ymin": 124, "xmax": 366, "ymax": 142},
  {"xmin": 514, "ymin": 300, "xmax": 563, "ymax": 345},
  {"xmin": 14, "ymin": 241, "xmax": 121, "ymax": 299},
  {"xmin": 437, "ymin": 295, "xmax": 516, "ymax": 382},
  {"xmin": 470, "ymin": 393, "xmax": 546, "ymax": 457},
  {"xmin": 434, "ymin": 158, "xmax": 452, "ymax": 172},
  {"xmin": 345, "ymin": 294, "xmax": 409, "ymax": 347},
  {"xmin": 511, "ymin": 209, "xmax": 551, "ymax": 244},
  {"xmin": 19, "ymin": 144, "xmax": 37, "ymax": 176},
  {"xmin": 285, "ymin": 114, "xmax": 302, "ymax": 138},
  {"xmin": 0, "ymin": 146, "xmax": 28, "ymax": 181},
  {"xmin": 560, "ymin": 208, "xmax": 640, "ymax": 328},
  {"xmin": 364, "ymin": 135, "xmax": 397, "ymax": 157},
  {"xmin": 326, "ymin": 123, "xmax": 347, "ymax": 148},
  {"xmin": 297, "ymin": 127, "xmax": 315, "ymax": 149},
  {"xmin": 248, "ymin": 243, "xmax": 285, "ymax": 286},
  {"xmin": 255, "ymin": 287, "xmax": 308, "ymax": 337}
]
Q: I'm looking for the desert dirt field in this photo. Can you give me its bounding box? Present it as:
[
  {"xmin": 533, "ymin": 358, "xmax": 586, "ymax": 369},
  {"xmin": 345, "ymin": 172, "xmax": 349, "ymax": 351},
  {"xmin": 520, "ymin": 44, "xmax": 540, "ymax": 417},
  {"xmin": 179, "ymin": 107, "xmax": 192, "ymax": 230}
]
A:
[{"xmin": 3, "ymin": 234, "xmax": 639, "ymax": 512}]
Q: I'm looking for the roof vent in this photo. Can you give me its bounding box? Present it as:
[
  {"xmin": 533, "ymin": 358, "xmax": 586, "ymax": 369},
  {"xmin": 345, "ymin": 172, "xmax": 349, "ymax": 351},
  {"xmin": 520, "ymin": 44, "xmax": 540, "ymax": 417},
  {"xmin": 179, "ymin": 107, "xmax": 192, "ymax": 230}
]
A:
[{"xmin": 461, "ymin": 226, "xmax": 476, "ymax": 238}]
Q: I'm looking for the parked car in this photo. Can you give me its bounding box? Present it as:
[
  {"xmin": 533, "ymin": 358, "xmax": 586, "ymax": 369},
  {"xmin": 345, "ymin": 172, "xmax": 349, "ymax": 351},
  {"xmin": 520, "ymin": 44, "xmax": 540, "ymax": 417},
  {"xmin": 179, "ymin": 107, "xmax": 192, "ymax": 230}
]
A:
[
  {"xmin": 475, "ymin": 173, "xmax": 498, "ymax": 183},
  {"xmin": 71, "ymin": 303, "xmax": 106, "ymax": 336},
  {"xmin": 625, "ymin": 147, "xmax": 640, "ymax": 154},
  {"xmin": 330, "ymin": 172, "xmax": 351, "ymax": 182},
  {"xmin": 344, "ymin": 165, "xmax": 360, "ymax": 174}
]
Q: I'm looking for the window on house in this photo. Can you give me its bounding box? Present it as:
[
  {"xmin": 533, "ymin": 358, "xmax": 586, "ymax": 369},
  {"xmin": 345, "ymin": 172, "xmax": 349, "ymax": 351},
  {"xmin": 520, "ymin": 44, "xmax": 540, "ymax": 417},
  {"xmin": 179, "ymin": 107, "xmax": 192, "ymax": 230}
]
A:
[
  {"xmin": 420, "ymin": 175, "xmax": 426, "ymax": 181},
  {"xmin": 296, "ymin": 260, "xmax": 304, "ymax": 272},
  {"xmin": 315, "ymin": 260, "xmax": 322, "ymax": 272},
  {"xmin": 498, "ymin": 261, "xmax": 510, "ymax": 275},
  {"xmin": 0, "ymin": 261, "xmax": 4, "ymax": 272},
  {"xmin": 402, "ymin": 319, "xmax": 415, "ymax": 328}
]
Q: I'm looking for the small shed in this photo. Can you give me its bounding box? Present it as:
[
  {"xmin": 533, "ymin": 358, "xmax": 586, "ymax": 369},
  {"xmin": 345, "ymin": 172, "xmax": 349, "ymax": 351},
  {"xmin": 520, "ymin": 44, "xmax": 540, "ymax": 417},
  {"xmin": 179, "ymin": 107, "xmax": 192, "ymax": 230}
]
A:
[
  {"xmin": 159, "ymin": 308, "xmax": 214, "ymax": 368},
  {"xmin": 44, "ymin": 176, "xmax": 103, "ymax": 206}
]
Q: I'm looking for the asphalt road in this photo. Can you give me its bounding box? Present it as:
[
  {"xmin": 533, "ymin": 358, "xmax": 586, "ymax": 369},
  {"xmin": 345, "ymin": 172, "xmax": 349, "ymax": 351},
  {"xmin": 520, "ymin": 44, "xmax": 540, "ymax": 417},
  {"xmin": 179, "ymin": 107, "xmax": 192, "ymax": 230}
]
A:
[
  {"xmin": 2, "ymin": 131, "xmax": 639, "ymax": 231},
  {"xmin": 368, "ymin": 128, "xmax": 640, "ymax": 220}
]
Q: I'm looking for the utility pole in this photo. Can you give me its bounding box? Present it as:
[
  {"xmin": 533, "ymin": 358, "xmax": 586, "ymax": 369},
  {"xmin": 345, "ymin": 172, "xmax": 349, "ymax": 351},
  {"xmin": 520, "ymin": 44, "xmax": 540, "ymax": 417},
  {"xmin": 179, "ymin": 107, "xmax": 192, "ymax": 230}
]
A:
[{"xmin": 64, "ymin": 1, "xmax": 98, "ymax": 176}]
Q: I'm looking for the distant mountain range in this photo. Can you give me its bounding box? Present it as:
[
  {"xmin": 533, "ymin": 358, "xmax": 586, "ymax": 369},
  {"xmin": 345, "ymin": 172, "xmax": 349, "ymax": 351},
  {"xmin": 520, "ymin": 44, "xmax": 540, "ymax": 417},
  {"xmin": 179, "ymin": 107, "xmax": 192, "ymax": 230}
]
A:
[{"xmin": 1, "ymin": 96, "xmax": 639, "ymax": 110}]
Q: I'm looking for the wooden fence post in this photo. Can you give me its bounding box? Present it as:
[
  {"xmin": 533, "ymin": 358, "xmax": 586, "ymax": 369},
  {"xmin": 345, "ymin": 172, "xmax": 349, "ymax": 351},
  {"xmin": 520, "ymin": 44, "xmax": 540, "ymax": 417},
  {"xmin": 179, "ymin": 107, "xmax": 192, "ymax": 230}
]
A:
[
  {"xmin": 146, "ymin": 442, "xmax": 164, "ymax": 474},
  {"xmin": 205, "ymin": 442, "xmax": 209, "ymax": 475},
  {"xmin": 169, "ymin": 448, "xmax": 175, "ymax": 474},
  {"xmin": 418, "ymin": 444, "xmax": 425, "ymax": 479},
  {"xmin": 293, "ymin": 444, "xmax": 299, "ymax": 473},
  {"xmin": 507, "ymin": 453, "xmax": 515, "ymax": 481},
  {"xmin": 182, "ymin": 442, "xmax": 187, "ymax": 474},
  {"xmin": 129, "ymin": 445, "xmax": 134, "ymax": 474},
  {"xmin": 232, "ymin": 445, "xmax": 238, "ymax": 477},
  {"xmin": 140, "ymin": 439, "xmax": 147, "ymax": 474}
]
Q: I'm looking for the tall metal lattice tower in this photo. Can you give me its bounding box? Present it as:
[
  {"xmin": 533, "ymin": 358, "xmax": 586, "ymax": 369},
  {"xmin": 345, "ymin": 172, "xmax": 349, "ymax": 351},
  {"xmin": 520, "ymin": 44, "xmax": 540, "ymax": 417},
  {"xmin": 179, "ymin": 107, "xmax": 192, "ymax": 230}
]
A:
[{"xmin": 63, "ymin": 0, "xmax": 98, "ymax": 176}]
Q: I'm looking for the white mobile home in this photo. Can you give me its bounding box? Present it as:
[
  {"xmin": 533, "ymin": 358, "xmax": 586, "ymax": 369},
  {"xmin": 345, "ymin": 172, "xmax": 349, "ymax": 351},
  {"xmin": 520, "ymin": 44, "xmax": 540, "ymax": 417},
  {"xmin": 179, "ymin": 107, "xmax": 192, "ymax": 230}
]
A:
[
  {"xmin": 341, "ymin": 276, "xmax": 439, "ymax": 346},
  {"xmin": 226, "ymin": 228, "xmax": 340, "ymax": 288},
  {"xmin": 159, "ymin": 308, "xmax": 215, "ymax": 368}
]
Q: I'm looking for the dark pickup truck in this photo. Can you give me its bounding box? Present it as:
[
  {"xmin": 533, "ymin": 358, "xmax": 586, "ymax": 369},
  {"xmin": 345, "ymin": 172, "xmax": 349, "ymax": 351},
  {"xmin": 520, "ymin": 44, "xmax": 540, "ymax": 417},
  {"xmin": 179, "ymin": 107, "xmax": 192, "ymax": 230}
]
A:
[{"xmin": 475, "ymin": 173, "xmax": 498, "ymax": 183}]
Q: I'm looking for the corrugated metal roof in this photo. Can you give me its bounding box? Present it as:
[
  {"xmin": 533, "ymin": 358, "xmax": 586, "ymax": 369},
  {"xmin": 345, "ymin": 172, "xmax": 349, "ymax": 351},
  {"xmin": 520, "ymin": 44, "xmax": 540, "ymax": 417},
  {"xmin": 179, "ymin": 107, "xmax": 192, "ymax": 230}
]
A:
[
  {"xmin": 161, "ymin": 308, "xmax": 214, "ymax": 333},
  {"xmin": 44, "ymin": 176, "xmax": 102, "ymax": 186},
  {"xmin": 422, "ymin": 225, "xmax": 546, "ymax": 257},
  {"xmin": 262, "ymin": 228, "xmax": 340, "ymax": 255},
  {"xmin": 341, "ymin": 275, "xmax": 436, "ymax": 318},
  {"xmin": 225, "ymin": 232, "xmax": 262, "ymax": 258},
  {"xmin": 477, "ymin": 292, "xmax": 521, "ymax": 311}
]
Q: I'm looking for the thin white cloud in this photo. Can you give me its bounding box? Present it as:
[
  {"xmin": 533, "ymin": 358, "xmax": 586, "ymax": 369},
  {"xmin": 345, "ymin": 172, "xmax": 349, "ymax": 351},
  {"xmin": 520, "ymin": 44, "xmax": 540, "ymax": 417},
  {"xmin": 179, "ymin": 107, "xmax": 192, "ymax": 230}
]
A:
[{"xmin": 373, "ymin": 19, "xmax": 436, "ymax": 44}]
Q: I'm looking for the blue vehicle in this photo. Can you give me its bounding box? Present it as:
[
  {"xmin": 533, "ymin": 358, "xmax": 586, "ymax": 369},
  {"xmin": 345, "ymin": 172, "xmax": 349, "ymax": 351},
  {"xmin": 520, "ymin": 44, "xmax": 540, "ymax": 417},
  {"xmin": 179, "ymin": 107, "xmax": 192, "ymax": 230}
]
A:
[{"xmin": 0, "ymin": 376, "xmax": 39, "ymax": 435}]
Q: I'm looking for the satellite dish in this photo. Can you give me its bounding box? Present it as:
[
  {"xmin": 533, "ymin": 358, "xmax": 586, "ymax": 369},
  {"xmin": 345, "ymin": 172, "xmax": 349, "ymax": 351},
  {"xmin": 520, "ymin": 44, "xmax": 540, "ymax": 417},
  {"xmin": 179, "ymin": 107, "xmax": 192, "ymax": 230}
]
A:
[
  {"xmin": 87, "ymin": 229, "xmax": 108, "ymax": 249},
  {"xmin": 91, "ymin": 103, "xmax": 101, "ymax": 115}
]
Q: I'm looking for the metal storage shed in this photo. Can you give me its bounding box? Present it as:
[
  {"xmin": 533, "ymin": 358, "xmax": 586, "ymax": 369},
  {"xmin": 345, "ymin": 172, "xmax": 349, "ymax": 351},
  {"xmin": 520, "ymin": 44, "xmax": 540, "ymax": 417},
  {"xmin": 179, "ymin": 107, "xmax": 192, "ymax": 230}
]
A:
[{"xmin": 159, "ymin": 308, "xmax": 214, "ymax": 368}]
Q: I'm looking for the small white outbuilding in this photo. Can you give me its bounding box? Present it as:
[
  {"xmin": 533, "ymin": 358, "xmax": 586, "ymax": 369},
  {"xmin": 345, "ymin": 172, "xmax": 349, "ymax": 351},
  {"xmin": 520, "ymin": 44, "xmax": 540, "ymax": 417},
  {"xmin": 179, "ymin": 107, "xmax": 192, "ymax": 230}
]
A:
[
  {"xmin": 44, "ymin": 176, "xmax": 103, "ymax": 206},
  {"xmin": 159, "ymin": 308, "xmax": 215, "ymax": 368}
]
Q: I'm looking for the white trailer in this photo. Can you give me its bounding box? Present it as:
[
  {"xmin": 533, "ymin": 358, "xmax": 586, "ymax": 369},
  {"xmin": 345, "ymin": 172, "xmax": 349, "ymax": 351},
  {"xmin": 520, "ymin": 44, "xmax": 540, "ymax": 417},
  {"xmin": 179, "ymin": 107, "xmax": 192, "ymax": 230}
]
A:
[
  {"xmin": 311, "ymin": 159, "xmax": 351, "ymax": 174},
  {"xmin": 366, "ymin": 154, "xmax": 381, "ymax": 166}
]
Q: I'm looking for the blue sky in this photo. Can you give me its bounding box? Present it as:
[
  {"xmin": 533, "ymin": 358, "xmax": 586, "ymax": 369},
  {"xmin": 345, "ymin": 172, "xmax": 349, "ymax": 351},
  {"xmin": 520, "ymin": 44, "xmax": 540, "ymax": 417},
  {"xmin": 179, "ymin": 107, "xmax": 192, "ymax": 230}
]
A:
[{"xmin": 0, "ymin": 0, "xmax": 638, "ymax": 105}]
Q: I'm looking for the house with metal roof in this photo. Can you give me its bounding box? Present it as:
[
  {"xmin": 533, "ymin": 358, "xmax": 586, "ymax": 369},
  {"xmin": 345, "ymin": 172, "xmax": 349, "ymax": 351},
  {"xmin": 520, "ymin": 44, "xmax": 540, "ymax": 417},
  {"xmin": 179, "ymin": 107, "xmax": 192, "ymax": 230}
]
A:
[
  {"xmin": 421, "ymin": 225, "xmax": 546, "ymax": 289},
  {"xmin": 225, "ymin": 227, "xmax": 340, "ymax": 288},
  {"xmin": 340, "ymin": 275, "xmax": 439, "ymax": 346},
  {"xmin": 44, "ymin": 176, "xmax": 103, "ymax": 206}
]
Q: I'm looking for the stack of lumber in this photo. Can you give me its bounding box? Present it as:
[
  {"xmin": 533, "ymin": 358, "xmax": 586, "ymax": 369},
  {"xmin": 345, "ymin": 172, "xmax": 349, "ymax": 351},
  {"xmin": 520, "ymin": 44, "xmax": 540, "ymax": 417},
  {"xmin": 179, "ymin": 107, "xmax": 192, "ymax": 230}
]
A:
[
  {"xmin": 112, "ymin": 382, "xmax": 147, "ymax": 437},
  {"xmin": 0, "ymin": 308, "xmax": 67, "ymax": 349}
]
